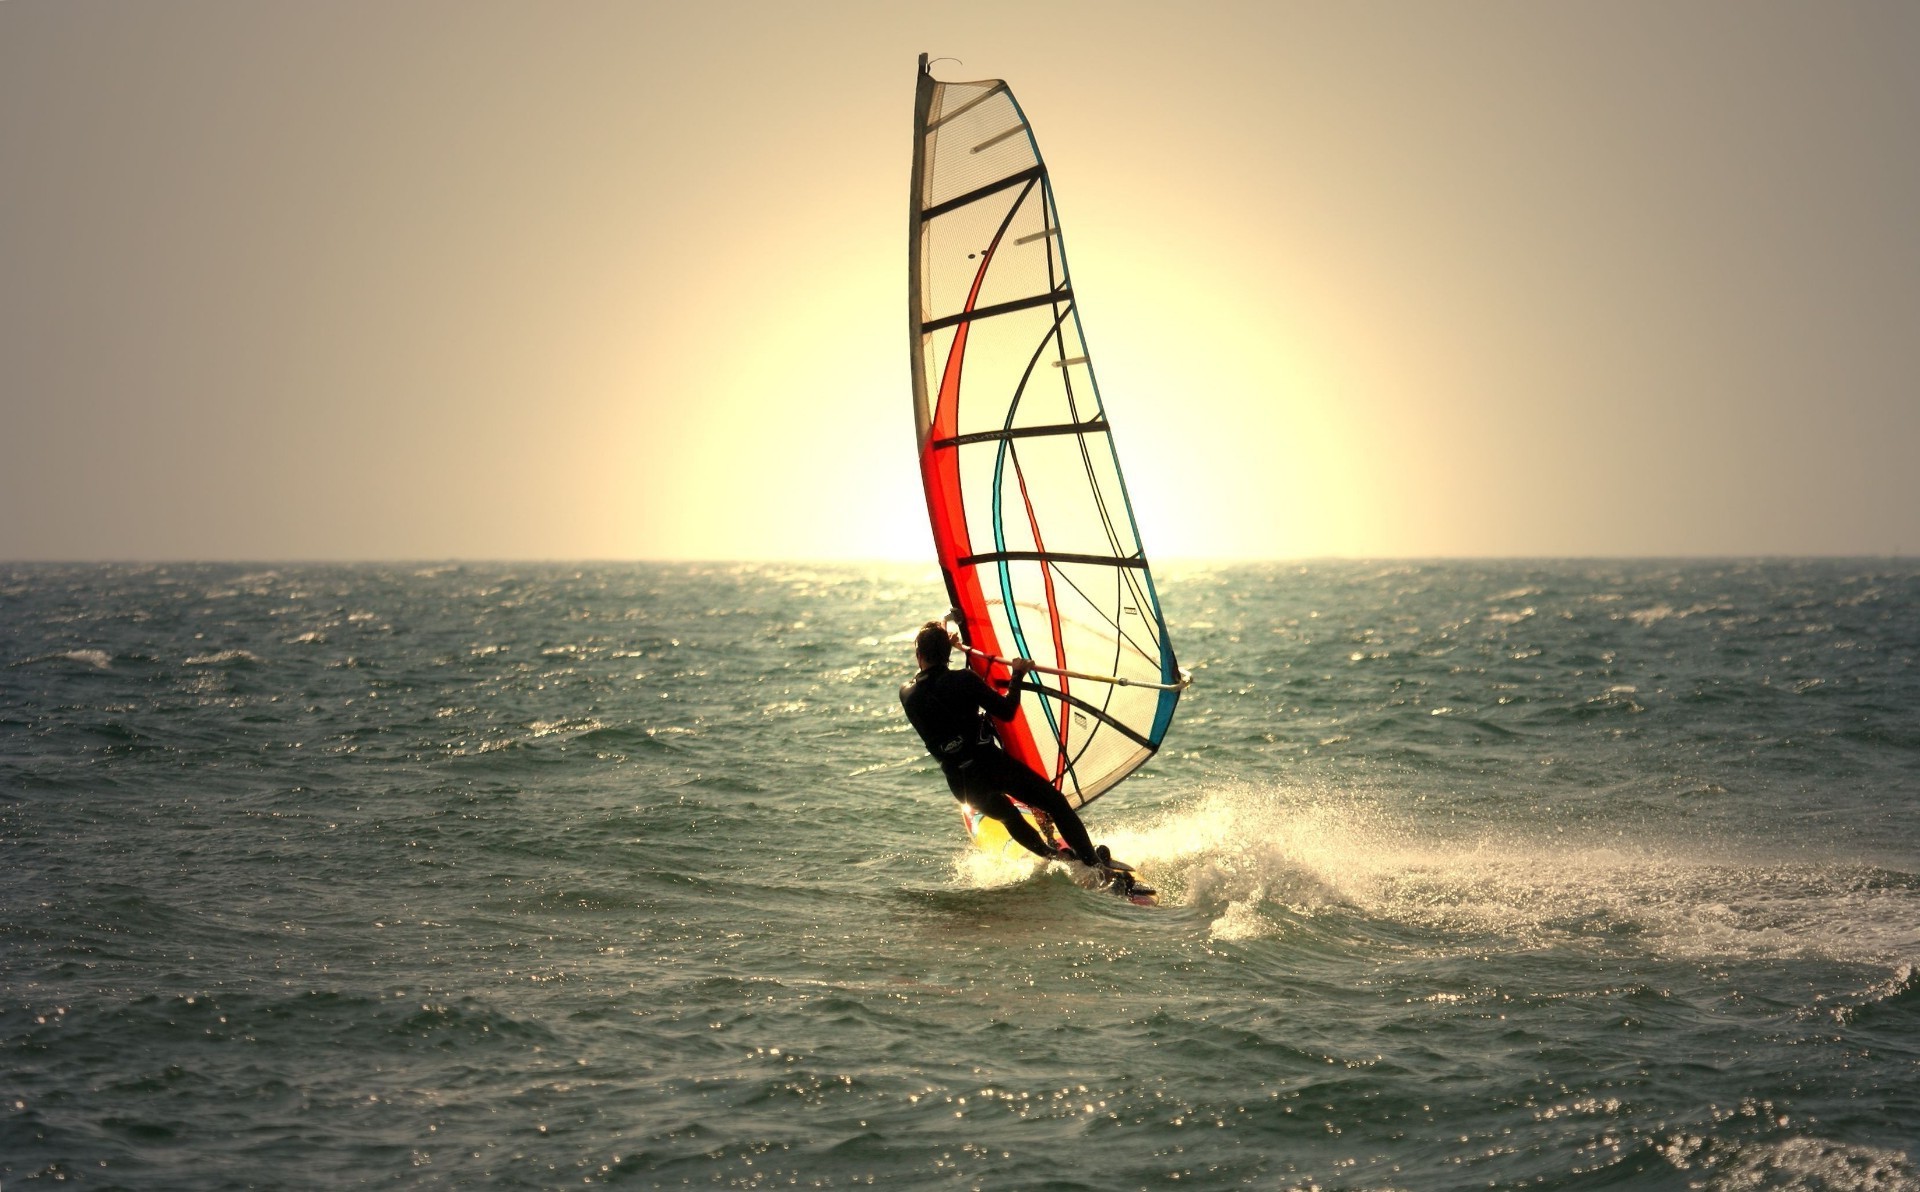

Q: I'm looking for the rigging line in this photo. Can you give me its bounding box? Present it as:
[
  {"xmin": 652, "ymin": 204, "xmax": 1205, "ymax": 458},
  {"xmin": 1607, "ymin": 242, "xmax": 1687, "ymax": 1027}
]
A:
[
  {"xmin": 1002, "ymin": 556, "xmax": 1150, "ymax": 663},
  {"xmin": 958, "ymin": 549, "xmax": 1145, "ymax": 568},
  {"xmin": 1096, "ymin": 546, "xmax": 1165, "ymax": 659},
  {"xmin": 1045, "ymin": 338, "xmax": 1142, "ymax": 684},
  {"xmin": 1119, "ymin": 563, "xmax": 1169, "ymax": 656},
  {"xmin": 1041, "ymin": 181, "xmax": 1139, "ymax": 595},
  {"xmin": 1014, "ymin": 565, "xmax": 1165, "ymax": 688},
  {"xmin": 1000, "ymin": 440, "xmax": 1073, "ymax": 784},
  {"xmin": 990, "ymin": 302, "xmax": 1080, "ymax": 781},
  {"xmin": 1040, "ymin": 214, "xmax": 1134, "ymax": 589},
  {"xmin": 1019, "ymin": 572, "xmax": 1127, "ymax": 653},
  {"xmin": 953, "ymin": 169, "xmax": 1058, "ymax": 783},
  {"xmin": 1009, "ymin": 302, "xmax": 1077, "ymax": 427},
  {"xmin": 972, "ymin": 297, "xmax": 1079, "ymax": 664},
  {"xmin": 1116, "ymin": 575, "xmax": 1173, "ymax": 681},
  {"xmin": 923, "ymin": 286, "xmax": 1071, "ymax": 333},
  {"xmin": 973, "ymin": 172, "xmax": 1050, "ymax": 584},
  {"xmin": 992, "ymin": 574, "xmax": 1163, "ymax": 731},
  {"xmin": 958, "ymin": 643, "xmax": 1191, "ymax": 693},
  {"xmin": 1059, "ymin": 370, "xmax": 1175, "ymax": 686},
  {"xmin": 1013, "ymin": 675, "xmax": 1163, "ymax": 748},
  {"xmin": 1063, "ymin": 293, "xmax": 1171, "ymax": 684},
  {"xmin": 918, "ymin": 170, "xmax": 1016, "ymax": 658},
  {"xmin": 1059, "ymin": 556, "xmax": 1159, "ymax": 687},
  {"xmin": 1113, "ymin": 568, "xmax": 1152, "ymax": 698},
  {"xmin": 1060, "ymin": 714, "xmax": 1125, "ymax": 794},
  {"xmin": 931, "ymin": 419, "xmax": 1109, "ymax": 449},
  {"xmin": 925, "ymin": 169, "xmax": 1037, "ymax": 438},
  {"xmin": 984, "ymin": 300, "xmax": 1076, "ymax": 458},
  {"xmin": 1062, "ymin": 345, "xmax": 1134, "ymax": 571},
  {"xmin": 1041, "ymin": 182, "xmax": 1080, "ymax": 406},
  {"xmin": 1024, "ymin": 559, "xmax": 1163, "ymax": 681},
  {"xmin": 1091, "ymin": 570, "xmax": 1135, "ymax": 719},
  {"xmin": 1068, "ymin": 565, "xmax": 1153, "ymax": 725},
  {"xmin": 1014, "ymin": 672, "xmax": 1162, "ymax": 757},
  {"xmin": 1035, "ymin": 186, "xmax": 1133, "ymax": 666},
  {"xmin": 919, "ymin": 165, "xmax": 1043, "ymax": 221},
  {"xmin": 1078, "ymin": 418, "xmax": 1129, "ymax": 558}
]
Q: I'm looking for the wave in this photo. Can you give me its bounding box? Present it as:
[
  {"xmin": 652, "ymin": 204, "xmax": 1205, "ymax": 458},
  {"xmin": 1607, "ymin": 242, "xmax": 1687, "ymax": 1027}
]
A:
[
  {"xmin": 528, "ymin": 716, "xmax": 604, "ymax": 739},
  {"xmin": 1821, "ymin": 961, "xmax": 1920, "ymax": 1026},
  {"xmin": 1660, "ymin": 1133, "xmax": 1916, "ymax": 1191},
  {"xmin": 182, "ymin": 649, "xmax": 263, "ymax": 667},
  {"xmin": 17, "ymin": 648, "xmax": 116, "ymax": 670}
]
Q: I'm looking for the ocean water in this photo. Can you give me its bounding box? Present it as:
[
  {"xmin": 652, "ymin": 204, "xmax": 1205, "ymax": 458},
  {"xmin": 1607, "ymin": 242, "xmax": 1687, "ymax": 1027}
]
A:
[{"xmin": 3, "ymin": 559, "xmax": 1918, "ymax": 1190}]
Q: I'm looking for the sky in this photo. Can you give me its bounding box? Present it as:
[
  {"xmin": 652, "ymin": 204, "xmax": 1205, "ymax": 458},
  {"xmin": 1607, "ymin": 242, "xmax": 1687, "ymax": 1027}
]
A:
[{"xmin": 3, "ymin": 0, "xmax": 1917, "ymax": 561}]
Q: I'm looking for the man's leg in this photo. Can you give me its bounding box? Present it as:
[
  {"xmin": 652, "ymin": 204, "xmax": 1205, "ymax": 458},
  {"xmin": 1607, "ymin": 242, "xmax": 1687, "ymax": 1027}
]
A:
[
  {"xmin": 984, "ymin": 753, "xmax": 1099, "ymax": 863},
  {"xmin": 957, "ymin": 777, "xmax": 1057, "ymax": 861}
]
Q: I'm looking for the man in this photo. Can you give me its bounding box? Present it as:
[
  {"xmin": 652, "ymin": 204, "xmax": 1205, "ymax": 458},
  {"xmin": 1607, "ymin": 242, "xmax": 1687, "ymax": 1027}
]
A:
[{"xmin": 899, "ymin": 620, "xmax": 1105, "ymax": 867}]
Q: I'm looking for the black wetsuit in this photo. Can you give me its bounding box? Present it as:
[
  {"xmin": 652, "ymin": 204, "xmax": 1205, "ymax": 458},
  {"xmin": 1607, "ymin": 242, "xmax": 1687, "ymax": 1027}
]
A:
[{"xmin": 899, "ymin": 664, "xmax": 1098, "ymax": 863}]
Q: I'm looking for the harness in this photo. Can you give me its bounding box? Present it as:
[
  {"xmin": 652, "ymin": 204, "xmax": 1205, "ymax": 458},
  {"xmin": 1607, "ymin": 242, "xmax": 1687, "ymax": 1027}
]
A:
[{"xmin": 900, "ymin": 667, "xmax": 996, "ymax": 771}]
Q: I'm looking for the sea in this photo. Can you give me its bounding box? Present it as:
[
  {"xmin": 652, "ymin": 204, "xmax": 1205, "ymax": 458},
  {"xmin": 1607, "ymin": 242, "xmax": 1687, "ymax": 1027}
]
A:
[{"xmin": 3, "ymin": 559, "xmax": 1917, "ymax": 1190}]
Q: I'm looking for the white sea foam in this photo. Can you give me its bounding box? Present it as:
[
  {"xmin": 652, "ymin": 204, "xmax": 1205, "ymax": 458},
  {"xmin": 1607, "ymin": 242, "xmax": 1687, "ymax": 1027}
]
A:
[
  {"xmin": 1099, "ymin": 783, "xmax": 1920, "ymax": 967},
  {"xmin": 1669, "ymin": 1134, "xmax": 1915, "ymax": 1191},
  {"xmin": 954, "ymin": 845, "xmax": 1044, "ymax": 891},
  {"xmin": 1484, "ymin": 606, "xmax": 1536, "ymax": 625},
  {"xmin": 182, "ymin": 649, "xmax": 262, "ymax": 666},
  {"xmin": 528, "ymin": 717, "xmax": 603, "ymax": 738}
]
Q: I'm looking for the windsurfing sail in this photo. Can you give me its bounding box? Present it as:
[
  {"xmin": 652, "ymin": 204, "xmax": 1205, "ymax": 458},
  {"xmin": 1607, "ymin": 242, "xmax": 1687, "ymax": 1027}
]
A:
[{"xmin": 908, "ymin": 53, "xmax": 1188, "ymax": 811}]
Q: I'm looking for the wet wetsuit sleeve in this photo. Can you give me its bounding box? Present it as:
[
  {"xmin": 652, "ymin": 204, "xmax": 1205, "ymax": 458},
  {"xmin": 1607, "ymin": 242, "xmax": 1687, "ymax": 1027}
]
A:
[{"xmin": 963, "ymin": 668, "xmax": 1021, "ymax": 721}]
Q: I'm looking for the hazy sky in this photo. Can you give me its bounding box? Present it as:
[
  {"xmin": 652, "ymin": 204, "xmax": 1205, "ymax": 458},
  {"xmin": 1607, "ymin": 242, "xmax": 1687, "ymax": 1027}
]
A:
[{"xmin": 4, "ymin": 1, "xmax": 1916, "ymax": 561}]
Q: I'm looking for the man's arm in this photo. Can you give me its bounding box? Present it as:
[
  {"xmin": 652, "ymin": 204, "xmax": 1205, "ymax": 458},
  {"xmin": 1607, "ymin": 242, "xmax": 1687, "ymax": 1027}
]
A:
[{"xmin": 972, "ymin": 659, "xmax": 1033, "ymax": 721}]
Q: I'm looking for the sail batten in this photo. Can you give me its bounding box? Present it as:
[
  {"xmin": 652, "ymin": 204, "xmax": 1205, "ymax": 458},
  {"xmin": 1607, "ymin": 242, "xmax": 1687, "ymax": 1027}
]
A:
[
  {"xmin": 972, "ymin": 123, "xmax": 1031, "ymax": 153},
  {"xmin": 908, "ymin": 54, "xmax": 1185, "ymax": 811},
  {"xmin": 923, "ymin": 289, "xmax": 1073, "ymax": 332},
  {"xmin": 920, "ymin": 166, "xmax": 1045, "ymax": 221},
  {"xmin": 933, "ymin": 418, "xmax": 1109, "ymax": 449},
  {"xmin": 925, "ymin": 80, "xmax": 1008, "ymax": 131}
]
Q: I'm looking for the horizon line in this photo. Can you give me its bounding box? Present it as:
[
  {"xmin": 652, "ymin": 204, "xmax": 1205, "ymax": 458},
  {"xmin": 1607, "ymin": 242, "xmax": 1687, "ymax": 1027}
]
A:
[{"xmin": 3, "ymin": 553, "xmax": 1916, "ymax": 566}]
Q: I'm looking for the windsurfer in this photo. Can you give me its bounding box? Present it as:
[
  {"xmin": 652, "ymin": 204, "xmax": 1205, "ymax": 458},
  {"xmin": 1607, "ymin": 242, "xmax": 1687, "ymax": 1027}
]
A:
[{"xmin": 899, "ymin": 621, "xmax": 1104, "ymax": 866}]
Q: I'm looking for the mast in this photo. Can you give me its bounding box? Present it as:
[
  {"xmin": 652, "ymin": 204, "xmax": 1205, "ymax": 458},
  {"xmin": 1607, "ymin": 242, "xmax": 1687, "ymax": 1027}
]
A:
[{"xmin": 907, "ymin": 53, "xmax": 935, "ymax": 448}]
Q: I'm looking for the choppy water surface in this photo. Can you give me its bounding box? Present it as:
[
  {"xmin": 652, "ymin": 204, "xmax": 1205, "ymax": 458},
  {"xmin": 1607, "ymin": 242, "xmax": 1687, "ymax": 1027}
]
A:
[{"xmin": 4, "ymin": 560, "xmax": 1918, "ymax": 1189}]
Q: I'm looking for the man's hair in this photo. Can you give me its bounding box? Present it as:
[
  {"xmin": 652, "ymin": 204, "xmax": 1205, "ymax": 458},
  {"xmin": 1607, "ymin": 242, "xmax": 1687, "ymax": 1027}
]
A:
[{"xmin": 915, "ymin": 621, "xmax": 954, "ymax": 666}]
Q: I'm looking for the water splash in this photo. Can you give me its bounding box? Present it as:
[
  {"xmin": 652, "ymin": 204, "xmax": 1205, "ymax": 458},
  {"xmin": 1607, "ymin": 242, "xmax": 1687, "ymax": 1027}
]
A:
[{"xmin": 1098, "ymin": 783, "xmax": 1920, "ymax": 966}]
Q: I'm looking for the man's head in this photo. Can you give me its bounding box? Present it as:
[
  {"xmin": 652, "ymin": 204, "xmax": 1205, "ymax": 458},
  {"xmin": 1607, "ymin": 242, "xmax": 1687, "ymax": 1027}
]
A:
[{"xmin": 914, "ymin": 621, "xmax": 954, "ymax": 669}]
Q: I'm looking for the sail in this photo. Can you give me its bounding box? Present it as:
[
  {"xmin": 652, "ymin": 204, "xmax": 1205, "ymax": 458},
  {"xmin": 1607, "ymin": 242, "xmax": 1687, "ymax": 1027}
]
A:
[{"xmin": 908, "ymin": 54, "xmax": 1185, "ymax": 810}]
